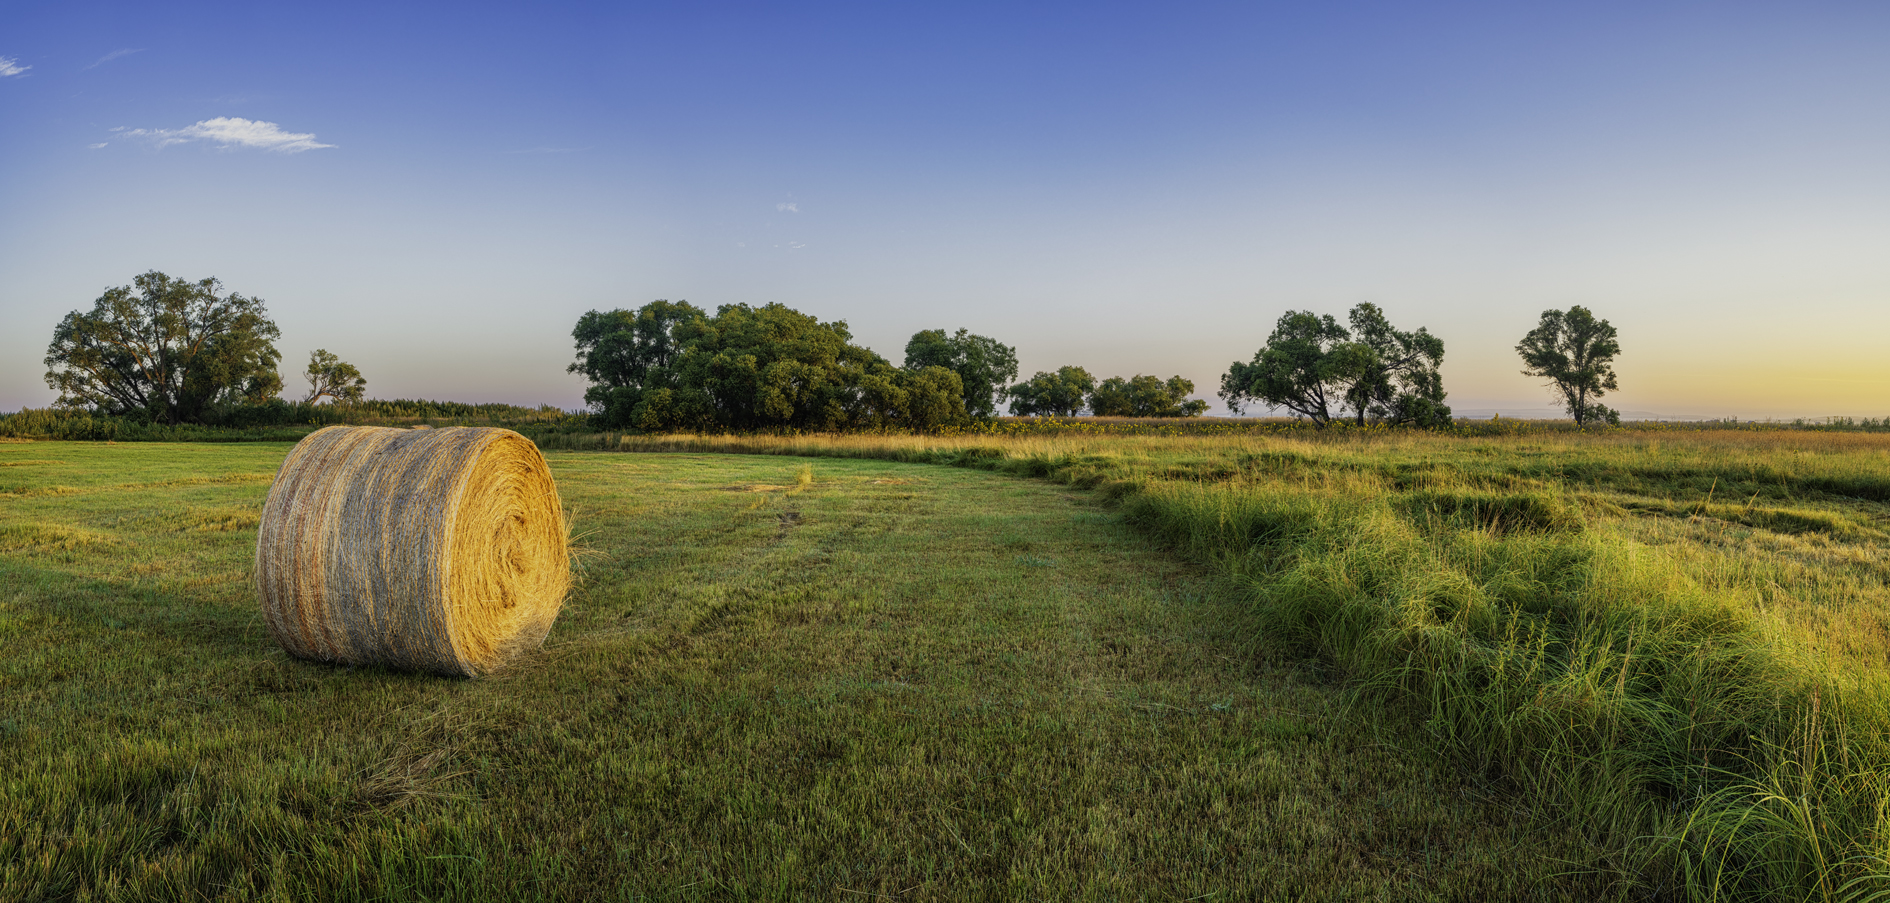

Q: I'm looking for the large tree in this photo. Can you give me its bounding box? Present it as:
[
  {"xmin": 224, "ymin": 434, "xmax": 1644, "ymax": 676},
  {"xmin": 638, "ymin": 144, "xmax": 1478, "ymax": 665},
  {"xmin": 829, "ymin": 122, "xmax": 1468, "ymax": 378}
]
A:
[
  {"xmin": 1342, "ymin": 303, "xmax": 1451, "ymax": 427},
  {"xmin": 1088, "ymin": 374, "xmax": 1210, "ymax": 417},
  {"xmin": 44, "ymin": 271, "xmax": 282, "ymax": 424},
  {"xmin": 1218, "ymin": 311, "xmax": 1369, "ymax": 425},
  {"xmin": 571, "ymin": 302, "xmax": 966, "ymax": 432},
  {"xmin": 303, "ymin": 349, "xmax": 366, "ymax": 404},
  {"xmin": 567, "ymin": 300, "xmax": 705, "ymax": 427},
  {"xmin": 1517, "ymin": 305, "xmax": 1621, "ymax": 426},
  {"xmin": 1221, "ymin": 305, "xmax": 1452, "ymax": 427},
  {"xmin": 667, "ymin": 303, "xmax": 890, "ymax": 431},
  {"xmin": 1007, "ymin": 366, "xmax": 1095, "ymax": 417},
  {"xmin": 902, "ymin": 328, "xmax": 1019, "ymax": 419}
]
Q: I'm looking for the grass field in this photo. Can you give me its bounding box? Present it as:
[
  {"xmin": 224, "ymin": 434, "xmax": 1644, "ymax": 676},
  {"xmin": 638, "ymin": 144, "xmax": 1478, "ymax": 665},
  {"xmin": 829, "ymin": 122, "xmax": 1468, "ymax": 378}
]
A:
[
  {"xmin": 0, "ymin": 441, "xmax": 1642, "ymax": 901},
  {"xmin": 559, "ymin": 428, "xmax": 1890, "ymax": 901}
]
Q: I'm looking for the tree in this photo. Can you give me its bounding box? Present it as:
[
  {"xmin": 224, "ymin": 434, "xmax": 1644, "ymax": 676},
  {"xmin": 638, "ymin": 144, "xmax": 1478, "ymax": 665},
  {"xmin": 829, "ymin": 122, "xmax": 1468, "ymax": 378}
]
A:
[
  {"xmin": 899, "ymin": 366, "xmax": 972, "ymax": 433},
  {"xmin": 1007, "ymin": 366, "xmax": 1095, "ymax": 417},
  {"xmin": 1218, "ymin": 311, "xmax": 1369, "ymax": 425},
  {"xmin": 44, "ymin": 270, "xmax": 282, "ymax": 424},
  {"xmin": 303, "ymin": 349, "xmax": 366, "ymax": 404},
  {"xmin": 568, "ymin": 301, "xmax": 705, "ymax": 428},
  {"xmin": 1088, "ymin": 374, "xmax": 1210, "ymax": 417},
  {"xmin": 902, "ymin": 328, "xmax": 1019, "ymax": 419},
  {"xmin": 1517, "ymin": 305, "xmax": 1621, "ymax": 426},
  {"xmin": 1341, "ymin": 303, "xmax": 1451, "ymax": 427},
  {"xmin": 1221, "ymin": 305, "xmax": 1453, "ymax": 427},
  {"xmin": 662, "ymin": 302, "xmax": 893, "ymax": 431}
]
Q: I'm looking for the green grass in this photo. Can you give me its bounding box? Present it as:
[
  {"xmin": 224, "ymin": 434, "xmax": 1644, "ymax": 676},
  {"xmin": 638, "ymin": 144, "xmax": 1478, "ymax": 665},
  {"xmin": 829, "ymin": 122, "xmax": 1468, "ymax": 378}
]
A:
[
  {"xmin": 560, "ymin": 428, "xmax": 1890, "ymax": 901},
  {"xmin": 2, "ymin": 441, "xmax": 1628, "ymax": 901}
]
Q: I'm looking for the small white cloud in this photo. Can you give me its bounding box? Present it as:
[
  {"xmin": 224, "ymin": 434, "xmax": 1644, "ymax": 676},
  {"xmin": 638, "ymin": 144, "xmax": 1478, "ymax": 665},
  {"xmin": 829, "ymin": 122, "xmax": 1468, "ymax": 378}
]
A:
[
  {"xmin": 776, "ymin": 202, "xmax": 799, "ymax": 213},
  {"xmin": 788, "ymin": 241, "xmax": 805, "ymax": 249},
  {"xmin": 118, "ymin": 116, "xmax": 335, "ymax": 152},
  {"xmin": 85, "ymin": 48, "xmax": 141, "ymax": 69},
  {"xmin": 0, "ymin": 56, "xmax": 30, "ymax": 78},
  {"xmin": 88, "ymin": 142, "xmax": 108, "ymax": 149}
]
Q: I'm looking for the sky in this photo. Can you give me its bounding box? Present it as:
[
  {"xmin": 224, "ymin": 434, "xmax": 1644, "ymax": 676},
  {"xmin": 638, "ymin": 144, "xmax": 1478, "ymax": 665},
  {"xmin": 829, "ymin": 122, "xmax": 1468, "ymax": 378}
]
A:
[{"xmin": 3, "ymin": 1, "xmax": 1888, "ymax": 419}]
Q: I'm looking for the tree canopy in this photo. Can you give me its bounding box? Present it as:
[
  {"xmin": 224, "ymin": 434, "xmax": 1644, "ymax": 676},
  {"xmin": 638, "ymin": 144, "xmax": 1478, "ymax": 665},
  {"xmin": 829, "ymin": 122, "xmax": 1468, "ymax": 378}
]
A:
[
  {"xmin": 571, "ymin": 302, "xmax": 967, "ymax": 432},
  {"xmin": 1218, "ymin": 311, "xmax": 1365, "ymax": 425},
  {"xmin": 902, "ymin": 328, "xmax": 1019, "ymax": 419},
  {"xmin": 1007, "ymin": 366, "xmax": 1096, "ymax": 417},
  {"xmin": 1517, "ymin": 306, "xmax": 1621, "ymax": 426},
  {"xmin": 1220, "ymin": 305, "xmax": 1450, "ymax": 427},
  {"xmin": 1088, "ymin": 374, "xmax": 1209, "ymax": 418},
  {"xmin": 567, "ymin": 301, "xmax": 706, "ymax": 427},
  {"xmin": 303, "ymin": 349, "xmax": 366, "ymax": 404},
  {"xmin": 1341, "ymin": 303, "xmax": 1451, "ymax": 427},
  {"xmin": 44, "ymin": 271, "xmax": 282, "ymax": 424}
]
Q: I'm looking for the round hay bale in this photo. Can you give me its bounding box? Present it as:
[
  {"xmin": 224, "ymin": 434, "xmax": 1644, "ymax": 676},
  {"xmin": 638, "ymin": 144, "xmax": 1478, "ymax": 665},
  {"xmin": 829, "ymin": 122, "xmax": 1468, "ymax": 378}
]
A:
[{"xmin": 255, "ymin": 425, "xmax": 569, "ymax": 676}]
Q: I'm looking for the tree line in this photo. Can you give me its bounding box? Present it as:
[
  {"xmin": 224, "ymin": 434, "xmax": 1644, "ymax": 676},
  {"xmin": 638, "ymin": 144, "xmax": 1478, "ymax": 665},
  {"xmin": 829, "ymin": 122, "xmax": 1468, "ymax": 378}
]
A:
[
  {"xmin": 569, "ymin": 303, "xmax": 1214, "ymax": 431},
  {"xmin": 572, "ymin": 298, "xmax": 1621, "ymax": 429},
  {"xmin": 39, "ymin": 269, "xmax": 1627, "ymax": 430}
]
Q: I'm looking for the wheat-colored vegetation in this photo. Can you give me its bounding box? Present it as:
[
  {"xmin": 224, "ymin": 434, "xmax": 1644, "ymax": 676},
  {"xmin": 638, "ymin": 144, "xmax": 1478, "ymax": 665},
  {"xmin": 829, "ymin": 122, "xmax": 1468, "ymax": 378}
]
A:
[
  {"xmin": 256, "ymin": 426, "xmax": 570, "ymax": 677},
  {"xmin": 546, "ymin": 427, "xmax": 1890, "ymax": 900}
]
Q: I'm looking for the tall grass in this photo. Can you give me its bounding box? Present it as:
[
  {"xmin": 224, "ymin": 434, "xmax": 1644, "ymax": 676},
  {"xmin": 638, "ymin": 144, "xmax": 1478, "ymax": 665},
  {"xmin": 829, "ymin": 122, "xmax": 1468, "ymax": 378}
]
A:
[{"xmin": 560, "ymin": 428, "xmax": 1890, "ymax": 900}]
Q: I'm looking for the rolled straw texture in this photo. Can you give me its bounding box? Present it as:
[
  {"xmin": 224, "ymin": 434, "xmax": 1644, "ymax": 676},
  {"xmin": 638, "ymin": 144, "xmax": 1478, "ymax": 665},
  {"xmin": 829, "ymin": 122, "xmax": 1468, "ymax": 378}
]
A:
[{"xmin": 255, "ymin": 426, "xmax": 569, "ymax": 676}]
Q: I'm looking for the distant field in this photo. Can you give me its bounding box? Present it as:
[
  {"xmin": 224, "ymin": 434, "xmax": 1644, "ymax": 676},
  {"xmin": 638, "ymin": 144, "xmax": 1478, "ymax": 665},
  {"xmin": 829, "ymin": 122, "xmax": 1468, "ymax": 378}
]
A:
[{"xmin": 2, "ymin": 442, "xmax": 1626, "ymax": 901}]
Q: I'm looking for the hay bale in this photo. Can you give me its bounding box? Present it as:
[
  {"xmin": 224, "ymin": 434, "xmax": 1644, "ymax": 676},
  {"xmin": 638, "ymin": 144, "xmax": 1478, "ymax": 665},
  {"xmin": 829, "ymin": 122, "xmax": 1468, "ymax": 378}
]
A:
[{"xmin": 255, "ymin": 426, "xmax": 569, "ymax": 676}]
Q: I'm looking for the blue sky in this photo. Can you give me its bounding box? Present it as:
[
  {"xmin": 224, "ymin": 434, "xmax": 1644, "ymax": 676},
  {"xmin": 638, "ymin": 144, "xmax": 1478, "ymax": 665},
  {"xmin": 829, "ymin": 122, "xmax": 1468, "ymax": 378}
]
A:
[{"xmin": 4, "ymin": 1, "xmax": 1888, "ymax": 417}]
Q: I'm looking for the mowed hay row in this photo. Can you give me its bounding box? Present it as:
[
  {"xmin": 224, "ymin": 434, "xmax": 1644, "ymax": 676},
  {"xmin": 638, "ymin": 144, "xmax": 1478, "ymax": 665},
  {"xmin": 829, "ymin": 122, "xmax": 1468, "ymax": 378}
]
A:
[{"xmin": 255, "ymin": 426, "xmax": 570, "ymax": 676}]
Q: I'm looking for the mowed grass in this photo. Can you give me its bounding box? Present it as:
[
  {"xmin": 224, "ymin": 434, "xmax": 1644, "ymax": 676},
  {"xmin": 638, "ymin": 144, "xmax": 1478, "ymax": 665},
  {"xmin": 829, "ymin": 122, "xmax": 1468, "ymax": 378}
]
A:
[{"xmin": 2, "ymin": 441, "xmax": 1611, "ymax": 902}]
